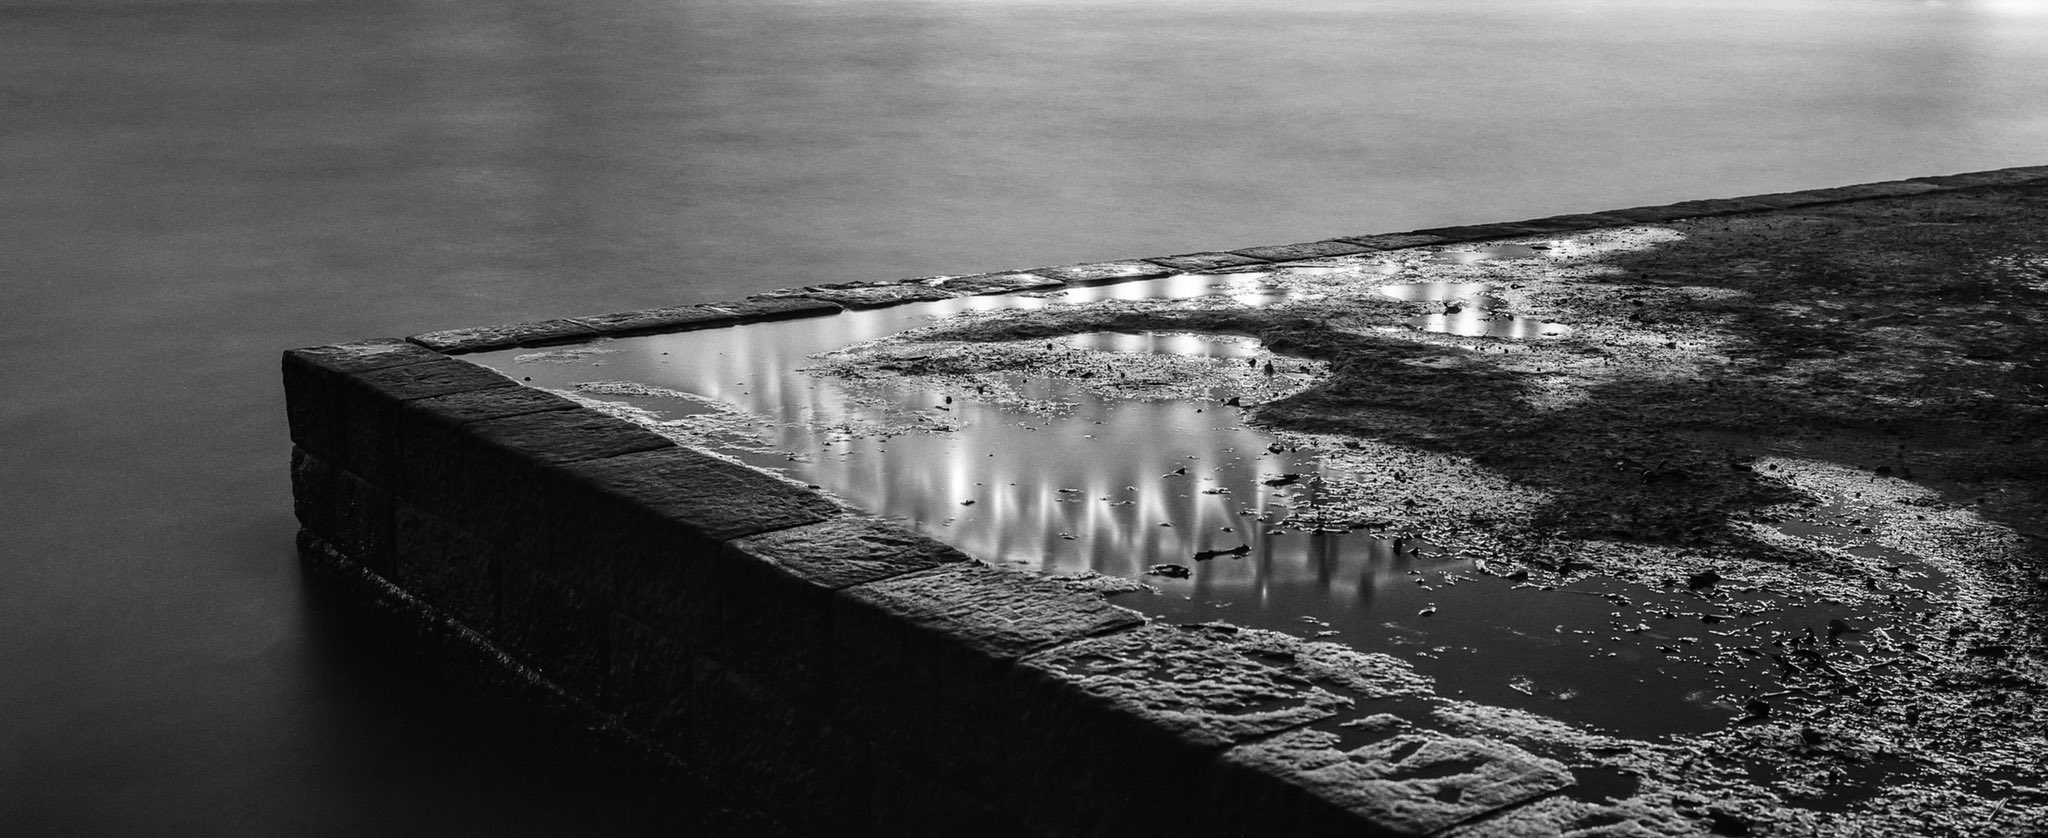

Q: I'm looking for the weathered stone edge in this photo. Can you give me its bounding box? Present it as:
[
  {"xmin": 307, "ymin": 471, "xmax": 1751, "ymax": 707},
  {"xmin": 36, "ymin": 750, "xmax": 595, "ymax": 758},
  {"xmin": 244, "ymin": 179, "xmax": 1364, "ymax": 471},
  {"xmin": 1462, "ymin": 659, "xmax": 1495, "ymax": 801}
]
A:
[
  {"xmin": 404, "ymin": 164, "xmax": 2048, "ymax": 354},
  {"xmin": 286, "ymin": 342, "xmax": 1456, "ymax": 835}
]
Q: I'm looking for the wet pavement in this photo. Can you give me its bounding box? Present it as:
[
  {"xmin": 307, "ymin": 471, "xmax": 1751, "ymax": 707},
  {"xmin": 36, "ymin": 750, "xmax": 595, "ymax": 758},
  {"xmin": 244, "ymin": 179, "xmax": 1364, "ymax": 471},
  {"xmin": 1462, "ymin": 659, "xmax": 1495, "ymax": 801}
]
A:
[{"xmin": 476, "ymin": 183, "xmax": 2048, "ymax": 832}]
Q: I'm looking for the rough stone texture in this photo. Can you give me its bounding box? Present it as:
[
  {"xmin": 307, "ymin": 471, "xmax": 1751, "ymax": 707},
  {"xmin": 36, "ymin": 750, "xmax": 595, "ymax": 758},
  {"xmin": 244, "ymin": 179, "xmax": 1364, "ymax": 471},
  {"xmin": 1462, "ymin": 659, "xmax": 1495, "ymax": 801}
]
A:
[
  {"xmin": 290, "ymin": 447, "xmax": 395, "ymax": 575},
  {"xmin": 290, "ymin": 165, "xmax": 2048, "ymax": 837},
  {"xmin": 1028, "ymin": 260, "xmax": 1178, "ymax": 285},
  {"xmin": 1146, "ymin": 250, "xmax": 1271, "ymax": 271},
  {"xmin": 1402, "ymin": 221, "xmax": 1555, "ymax": 241},
  {"xmin": 783, "ymin": 283, "xmax": 958, "ymax": 309},
  {"xmin": 340, "ymin": 357, "xmax": 520, "ymax": 486},
  {"xmin": 533, "ymin": 447, "xmax": 841, "ymax": 638},
  {"xmin": 393, "ymin": 502, "xmax": 498, "ymax": 632},
  {"xmin": 395, "ymin": 405, "xmax": 675, "ymax": 547},
  {"xmin": 829, "ymin": 563, "xmax": 1142, "ymax": 799},
  {"xmin": 569, "ymin": 305, "xmax": 740, "ymax": 337},
  {"xmin": 1335, "ymin": 232, "xmax": 1452, "ymax": 250},
  {"xmin": 282, "ymin": 339, "xmax": 443, "ymax": 460},
  {"xmin": 1022, "ymin": 624, "xmax": 1361, "ymax": 748},
  {"xmin": 1222, "ymin": 728, "xmax": 1574, "ymax": 837},
  {"xmin": 1231, "ymin": 239, "xmax": 1375, "ymax": 261},
  {"xmin": 498, "ymin": 557, "xmax": 608, "ymax": 698},
  {"xmin": 1437, "ymin": 793, "xmax": 1702, "ymax": 838},
  {"xmin": 710, "ymin": 296, "xmax": 845, "ymax": 321},
  {"xmin": 409, "ymin": 318, "xmax": 603, "ymax": 354},
  {"xmin": 402, "ymin": 384, "xmax": 579, "ymax": 427},
  {"xmin": 929, "ymin": 271, "xmax": 1068, "ymax": 295},
  {"xmin": 1006, "ymin": 623, "xmax": 1436, "ymax": 836},
  {"xmin": 1502, "ymin": 212, "xmax": 1640, "ymax": 233},
  {"xmin": 717, "ymin": 517, "xmax": 970, "ymax": 706}
]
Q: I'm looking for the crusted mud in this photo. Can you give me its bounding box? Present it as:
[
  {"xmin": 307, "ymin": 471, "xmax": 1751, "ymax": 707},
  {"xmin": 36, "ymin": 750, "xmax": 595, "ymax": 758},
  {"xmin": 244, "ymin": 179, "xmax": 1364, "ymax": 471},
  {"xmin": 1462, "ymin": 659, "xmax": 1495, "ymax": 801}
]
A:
[{"xmin": 805, "ymin": 184, "xmax": 2048, "ymax": 834}]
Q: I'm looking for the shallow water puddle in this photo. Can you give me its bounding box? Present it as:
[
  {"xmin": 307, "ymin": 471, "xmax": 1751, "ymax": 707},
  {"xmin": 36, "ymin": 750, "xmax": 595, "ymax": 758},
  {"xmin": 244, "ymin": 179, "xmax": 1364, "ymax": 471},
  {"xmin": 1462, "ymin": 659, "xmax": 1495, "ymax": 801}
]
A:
[
  {"xmin": 473, "ymin": 279, "xmax": 1947, "ymax": 740},
  {"xmin": 1381, "ymin": 281, "xmax": 1573, "ymax": 339}
]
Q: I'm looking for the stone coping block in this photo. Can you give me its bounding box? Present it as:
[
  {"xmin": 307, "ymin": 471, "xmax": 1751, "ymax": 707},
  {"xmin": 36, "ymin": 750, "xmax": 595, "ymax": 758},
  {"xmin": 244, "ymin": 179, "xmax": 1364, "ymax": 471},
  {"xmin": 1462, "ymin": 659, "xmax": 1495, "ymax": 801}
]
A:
[
  {"xmin": 922, "ymin": 271, "xmax": 1067, "ymax": 295},
  {"xmin": 291, "ymin": 164, "xmax": 2048, "ymax": 835},
  {"xmin": 1025, "ymin": 260, "xmax": 1175, "ymax": 285},
  {"xmin": 1230, "ymin": 239, "xmax": 1376, "ymax": 261},
  {"xmin": 411, "ymin": 318, "xmax": 602, "ymax": 354}
]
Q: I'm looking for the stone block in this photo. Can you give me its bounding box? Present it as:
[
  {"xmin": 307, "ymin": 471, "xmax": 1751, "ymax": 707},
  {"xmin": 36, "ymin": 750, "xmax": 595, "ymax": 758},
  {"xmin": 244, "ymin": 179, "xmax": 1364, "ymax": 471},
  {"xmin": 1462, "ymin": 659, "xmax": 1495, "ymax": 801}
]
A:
[
  {"xmin": 709, "ymin": 296, "xmax": 844, "ymax": 323},
  {"xmin": 1334, "ymin": 232, "xmax": 1451, "ymax": 250},
  {"xmin": 828, "ymin": 563, "xmax": 1143, "ymax": 799},
  {"xmin": 568, "ymin": 305, "xmax": 740, "ymax": 337},
  {"xmin": 393, "ymin": 502, "xmax": 498, "ymax": 632},
  {"xmin": 927, "ymin": 271, "xmax": 1068, "ymax": 295},
  {"xmin": 1005, "ymin": 623, "xmax": 1427, "ymax": 835},
  {"xmin": 1027, "ymin": 261, "xmax": 1177, "ymax": 286},
  {"xmin": 1219, "ymin": 728, "xmax": 1573, "ymax": 837},
  {"xmin": 282, "ymin": 339, "xmax": 442, "ymax": 461},
  {"xmin": 1230, "ymin": 240, "xmax": 1374, "ymax": 262},
  {"xmin": 402, "ymin": 385, "xmax": 579, "ymax": 428},
  {"xmin": 1502, "ymin": 212, "xmax": 1638, "ymax": 233},
  {"xmin": 1401, "ymin": 222, "xmax": 1554, "ymax": 241},
  {"xmin": 607, "ymin": 613, "xmax": 694, "ymax": 751},
  {"xmin": 536, "ymin": 448, "xmax": 841, "ymax": 635},
  {"xmin": 688, "ymin": 658, "xmax": 873, "ymax": 836},
  {"xmin": 1145, "ymin": 251, "xmax": 1271, "ymax": 271},
  {"xmin": 290, "ymin": 447, "xmax": 395, "ymax": 576},
  {"xmin": 788, "ymin": 283, "xmax": 958, "ymax": 309},
  {"xmin": 498, "ymin": 558, "xmax": 607, "ymax": 699},
  {"xmin": 338, "ymin": 357, "xmax": 520, "ymax": 487},
  {"xmin": 396, "ymin": 405, "xmax": 673, "ymax": 537},
  {"xmin": 716, "ymin": 517, "xmax": 969, "ymax": 707},
  {"xmin": 409, "ymin": 319, "xmax": 603, "ymax": 354}
]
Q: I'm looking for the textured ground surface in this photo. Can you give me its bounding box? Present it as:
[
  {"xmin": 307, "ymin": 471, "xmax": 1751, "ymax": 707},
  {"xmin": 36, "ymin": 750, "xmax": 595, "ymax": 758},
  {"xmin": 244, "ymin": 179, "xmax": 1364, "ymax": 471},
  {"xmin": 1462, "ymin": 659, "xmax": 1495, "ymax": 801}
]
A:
[{"xmin": 808, "ymin": 183, "xmax": 2048, "ymax": 835}]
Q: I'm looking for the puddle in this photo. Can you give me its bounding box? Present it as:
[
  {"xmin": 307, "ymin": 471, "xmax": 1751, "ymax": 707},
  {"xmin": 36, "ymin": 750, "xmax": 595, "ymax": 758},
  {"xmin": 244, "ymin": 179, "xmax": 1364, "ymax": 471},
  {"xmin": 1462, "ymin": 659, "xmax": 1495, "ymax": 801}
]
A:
[
  {"xmin": 1427, "ymin": 244, "xmax": 1547, "ymax": 264},
  {"xmin": 472, "ymin": 277, "xmax": 1956, "ymax": 741},
  {"xmin": 1380, "ymin": 281, "xmax": 1573, "ymax": 339}
]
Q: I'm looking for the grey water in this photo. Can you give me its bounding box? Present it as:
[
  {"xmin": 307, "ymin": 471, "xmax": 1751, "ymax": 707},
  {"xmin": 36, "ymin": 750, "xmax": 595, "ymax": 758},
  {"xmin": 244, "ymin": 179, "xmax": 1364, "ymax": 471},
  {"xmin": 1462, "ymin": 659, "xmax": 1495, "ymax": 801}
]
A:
[{"xmin": 8, "ymin": 0, "xmax": 2048, "ymax": 831}]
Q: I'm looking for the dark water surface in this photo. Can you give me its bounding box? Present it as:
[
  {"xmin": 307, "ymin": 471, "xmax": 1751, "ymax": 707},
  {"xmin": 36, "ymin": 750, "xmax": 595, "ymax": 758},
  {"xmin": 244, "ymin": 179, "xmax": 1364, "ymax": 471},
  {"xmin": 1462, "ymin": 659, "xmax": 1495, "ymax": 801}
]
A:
[{"xmin": 6, "ymin": 0, "xmax": 2047, "ymax": 832}]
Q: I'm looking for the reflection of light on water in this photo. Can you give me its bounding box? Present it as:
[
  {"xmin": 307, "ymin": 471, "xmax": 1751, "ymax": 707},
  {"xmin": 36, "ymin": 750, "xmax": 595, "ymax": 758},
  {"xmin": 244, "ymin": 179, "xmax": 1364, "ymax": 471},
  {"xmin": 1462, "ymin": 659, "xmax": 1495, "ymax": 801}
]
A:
[
  {"xmin": 470, "ymin": 275, "xmax": 1901, "ymax": 738},
  {"xmin": 1381, "ymin": 281, "xmax": 1573, "ymax": 339}
]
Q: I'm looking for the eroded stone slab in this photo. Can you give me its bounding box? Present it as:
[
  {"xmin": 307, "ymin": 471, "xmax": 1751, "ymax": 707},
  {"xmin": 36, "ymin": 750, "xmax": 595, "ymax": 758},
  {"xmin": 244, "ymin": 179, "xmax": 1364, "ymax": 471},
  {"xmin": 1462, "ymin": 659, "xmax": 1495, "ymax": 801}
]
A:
[
  {"xmin": 840, "ymin": 563, "xmax": 1143, "ymax": 661},
  {"xmin": 929, "ymin": 271, "xmax": 1069, "ymax": 295},
  {"xmin": 410, "ymin": 319, "xmax": 602, "ymax": 354},
  {"xmin": 711, "ymin": 296, "xmax": 846, "ymax": 321},
  {"xmin": 1337, "ymin": 232, "xmax": 1451, "ymax": 250},
  {"xmin": 558, "ymin": 446, "xmax": 841, "ymax": 543},
  {"xmin": 788, "ymin": 284, "xmax": 959, "ymax": 309},
  {"xmin": 570, "ymin": 305, "xmax": 740, "ymax": 337},
  {"xmin": 1231, "ymin": 240, "xmax": 1374, "ymax": 261},
  {"xmin": 1028, "ymin": 260, "xmax": 1177, "ymax": 285},
  {"xmin": 1225, "ymin": 728, "xmax": 1574, "ymax": 836},
  {"xmin": 1147, "ymin": 251, "xmax": 1271, "ymax": 271},
  {"xmin": 730, "ymin": 516, "xmax": 969, "ymax": 591},
  {"xmin": 1022, "ymin": 624, "xmax": 1431, "ymax": 747}
]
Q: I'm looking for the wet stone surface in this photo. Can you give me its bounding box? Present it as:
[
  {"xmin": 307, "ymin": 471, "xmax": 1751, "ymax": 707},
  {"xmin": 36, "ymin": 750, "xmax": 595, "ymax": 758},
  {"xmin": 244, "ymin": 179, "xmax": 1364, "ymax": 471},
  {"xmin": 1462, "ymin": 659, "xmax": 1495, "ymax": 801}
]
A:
[{"xmin": 473, "ymin": 182, "xmax": 2048, "ymax": 834}]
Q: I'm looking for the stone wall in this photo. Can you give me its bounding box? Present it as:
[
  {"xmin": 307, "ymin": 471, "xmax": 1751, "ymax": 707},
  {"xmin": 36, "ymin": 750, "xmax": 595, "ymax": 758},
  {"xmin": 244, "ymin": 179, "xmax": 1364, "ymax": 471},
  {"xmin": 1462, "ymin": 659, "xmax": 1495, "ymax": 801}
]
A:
[{"xmin": 285, "ymin": 165, "xmax": 2048, "ymax": 836}]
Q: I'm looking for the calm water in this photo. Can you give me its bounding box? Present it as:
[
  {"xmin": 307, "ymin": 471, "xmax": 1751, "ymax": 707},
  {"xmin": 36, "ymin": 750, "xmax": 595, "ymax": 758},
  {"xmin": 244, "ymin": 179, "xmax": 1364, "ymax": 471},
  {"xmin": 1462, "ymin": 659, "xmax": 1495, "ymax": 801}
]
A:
[{"xmin": 6, "ymin": 0, "xmax": 2047, "ymax": 832}]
